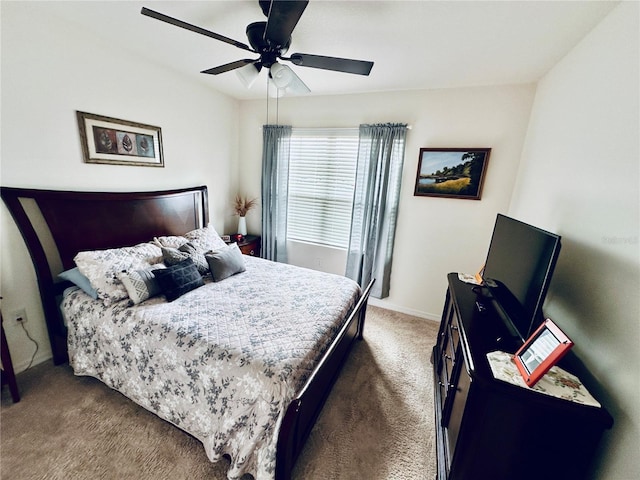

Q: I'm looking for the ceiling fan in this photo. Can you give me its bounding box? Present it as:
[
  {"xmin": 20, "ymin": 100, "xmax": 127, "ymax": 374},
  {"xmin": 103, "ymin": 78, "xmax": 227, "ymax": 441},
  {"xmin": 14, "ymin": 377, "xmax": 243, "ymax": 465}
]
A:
[{"xmin": 141, "ymin": 0, "xmax": 374, "ymax": 95}]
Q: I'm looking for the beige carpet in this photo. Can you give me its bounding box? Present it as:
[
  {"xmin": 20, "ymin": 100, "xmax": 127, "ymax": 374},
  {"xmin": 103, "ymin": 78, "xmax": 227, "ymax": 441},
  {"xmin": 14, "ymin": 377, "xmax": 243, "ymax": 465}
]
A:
[{"xmin": 1, "ymin": 306, "xmax": 439, "ymax": 480}]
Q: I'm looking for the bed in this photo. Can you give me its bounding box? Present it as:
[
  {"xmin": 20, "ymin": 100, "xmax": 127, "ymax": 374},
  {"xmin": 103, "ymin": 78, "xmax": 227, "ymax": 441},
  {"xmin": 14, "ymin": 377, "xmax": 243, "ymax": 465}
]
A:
[{"xmin": 1, "ymin": 185, "xmax": 373, "ymax": 480}]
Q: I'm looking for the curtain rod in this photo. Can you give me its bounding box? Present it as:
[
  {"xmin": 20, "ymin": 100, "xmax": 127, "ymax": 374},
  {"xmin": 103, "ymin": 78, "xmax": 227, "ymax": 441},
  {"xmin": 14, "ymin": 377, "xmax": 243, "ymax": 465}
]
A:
[{"xmin": 259, "ymin": 125, "xmax": 412, "ymax": 130}]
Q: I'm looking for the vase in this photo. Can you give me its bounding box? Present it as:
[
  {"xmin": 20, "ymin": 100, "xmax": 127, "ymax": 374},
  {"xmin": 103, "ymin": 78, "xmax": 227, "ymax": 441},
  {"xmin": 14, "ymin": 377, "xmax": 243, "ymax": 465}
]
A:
[{"xmin": 238, "ymin": 216, "xmax": 247, "ymax": 236}]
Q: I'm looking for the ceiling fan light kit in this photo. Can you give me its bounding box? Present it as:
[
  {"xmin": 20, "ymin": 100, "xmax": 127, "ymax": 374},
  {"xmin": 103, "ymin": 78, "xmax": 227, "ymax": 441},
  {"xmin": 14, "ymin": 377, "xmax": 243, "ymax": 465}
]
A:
[
  {"xmin": 270, "ymin": 64, "xmax": 310, "ymax": 96},
  {"xmin": 140, "ymin": 0, "xmax": 374, "ymax": 96},
  {"xmin": 236, "ymin": 63, "xmax": 262, "ymax": 89},
  {"xmin": 270, "ymin": 63, "xmax": 293, "ymax": 88}
]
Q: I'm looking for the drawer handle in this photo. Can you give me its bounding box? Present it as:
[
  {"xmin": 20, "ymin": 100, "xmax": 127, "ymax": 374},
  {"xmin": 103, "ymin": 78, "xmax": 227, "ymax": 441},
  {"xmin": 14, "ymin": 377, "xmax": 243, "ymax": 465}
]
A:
[
  {"xmin": 438, "ymin": 381, "xmax": 454, "ymax": 389},
  {"xmin": 450, "ymin": 325, "xmax": 459, "ymax": 331}
]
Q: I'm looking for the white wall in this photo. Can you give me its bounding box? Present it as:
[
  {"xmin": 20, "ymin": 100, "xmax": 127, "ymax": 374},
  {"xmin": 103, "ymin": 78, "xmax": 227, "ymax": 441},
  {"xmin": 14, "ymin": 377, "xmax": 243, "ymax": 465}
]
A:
[
  {"xmin": 238, "ymin": 85, "xmax": 536, "ymax": 318},
  {"xmin": 0, "ymin": 3, "xmax": 240, "ymax": 370},
  {"xmin": 509, "ymin": 3, "xmax": 639, "ymax": 479}
]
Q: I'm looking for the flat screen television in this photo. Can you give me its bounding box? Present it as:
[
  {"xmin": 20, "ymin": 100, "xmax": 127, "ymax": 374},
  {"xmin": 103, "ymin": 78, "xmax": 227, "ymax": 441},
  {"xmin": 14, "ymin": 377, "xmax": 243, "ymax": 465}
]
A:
[{"xmin": 481, "ymin": 214, "xmax": 561, "ymax": 341}]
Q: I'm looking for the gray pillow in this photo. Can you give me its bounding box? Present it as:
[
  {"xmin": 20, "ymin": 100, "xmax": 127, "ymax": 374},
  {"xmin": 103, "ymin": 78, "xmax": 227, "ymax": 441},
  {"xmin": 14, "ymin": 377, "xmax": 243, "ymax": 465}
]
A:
[
  {"xmin": 161, "ymin": 242, "xmax": 208, "ymax": 275},
  {"xmin": 205, "ymin": 243, "xmax": 246, "ymax": 282}
]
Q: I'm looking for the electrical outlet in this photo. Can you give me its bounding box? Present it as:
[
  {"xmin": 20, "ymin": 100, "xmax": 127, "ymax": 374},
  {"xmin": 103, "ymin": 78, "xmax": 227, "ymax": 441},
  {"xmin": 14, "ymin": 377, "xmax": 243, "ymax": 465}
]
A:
[{"xmin": 10, "ymin": 308, "xmax": 27, "ymax": 325}]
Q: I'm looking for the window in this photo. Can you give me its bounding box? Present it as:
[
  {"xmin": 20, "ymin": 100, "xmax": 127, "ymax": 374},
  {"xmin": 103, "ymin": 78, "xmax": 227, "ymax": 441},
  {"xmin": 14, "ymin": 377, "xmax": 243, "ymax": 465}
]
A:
[{"xmin": 287, "ymin": 128, "xmax": 359, "ymax": 249}]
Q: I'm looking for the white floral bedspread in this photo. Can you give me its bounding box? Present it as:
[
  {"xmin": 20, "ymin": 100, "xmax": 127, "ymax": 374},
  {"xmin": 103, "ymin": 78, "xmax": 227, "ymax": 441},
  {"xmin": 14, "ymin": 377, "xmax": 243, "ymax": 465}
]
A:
[{"xmin": 63, "ymin": 256, "xmax": 361, "ymax": 480}]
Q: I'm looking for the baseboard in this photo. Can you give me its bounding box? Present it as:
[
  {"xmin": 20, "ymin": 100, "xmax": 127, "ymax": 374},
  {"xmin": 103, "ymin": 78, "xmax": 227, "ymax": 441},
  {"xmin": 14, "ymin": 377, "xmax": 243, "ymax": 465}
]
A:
[
  {"xmin": 368, "ymin": 298, "xmax": 441, "ymax": 322},
  {"xmin": 14, "ymin": 351, "xmax": 52, "ymax": 374}
]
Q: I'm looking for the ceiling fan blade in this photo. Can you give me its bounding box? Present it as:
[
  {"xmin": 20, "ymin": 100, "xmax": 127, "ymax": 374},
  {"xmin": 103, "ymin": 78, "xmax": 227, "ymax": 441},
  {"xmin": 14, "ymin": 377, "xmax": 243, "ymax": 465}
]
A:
[
  {"xmin": 289, "ymin": 53, "xmax": 374, "ymax": 76},
  {"xmin": 201, "ymin": 59, "xmax": 259, "ymax": 75},
  {"xmin": 141, "ymin": 7, "xmax": 254, "ymax": 53},
  {"xmin": 264, "ymin": 0, "xmax": 309, "ymax": 48}
]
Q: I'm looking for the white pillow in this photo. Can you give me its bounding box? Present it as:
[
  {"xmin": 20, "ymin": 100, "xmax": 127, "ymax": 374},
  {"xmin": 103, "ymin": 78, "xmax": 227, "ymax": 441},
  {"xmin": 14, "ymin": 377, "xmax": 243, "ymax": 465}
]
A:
[
  {"xmin": 153, "ymin": 234, "xmax": 186, "ymax": 249},
  {"xmin": 154, "ymin": 225, "xmax": 227, "ymax": 252},
  {"xmin": 117, "ymin": 264, "xmax": 166, "ymax": 305},
  {"xmin": 74, "ymin": 242, "xmax": 163, "ymax": 306}
]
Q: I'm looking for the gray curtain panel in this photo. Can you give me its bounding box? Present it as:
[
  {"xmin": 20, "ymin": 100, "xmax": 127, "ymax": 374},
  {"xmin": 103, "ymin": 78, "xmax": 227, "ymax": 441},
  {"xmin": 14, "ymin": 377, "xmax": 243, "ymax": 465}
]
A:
[
  {"xmin": 345, "ymin": 123, "xmax": 408, "ymax": 298},
  {"xmin": 261, "ymin": 125, "xmax": 292, "ymax": 263}
]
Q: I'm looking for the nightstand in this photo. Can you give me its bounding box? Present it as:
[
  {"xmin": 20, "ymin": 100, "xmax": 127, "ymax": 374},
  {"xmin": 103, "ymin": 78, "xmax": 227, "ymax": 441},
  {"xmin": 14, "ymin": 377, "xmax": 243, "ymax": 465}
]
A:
[{"xmin": 237, "ymin": 235, "xmax": 261, "ymax": 257}]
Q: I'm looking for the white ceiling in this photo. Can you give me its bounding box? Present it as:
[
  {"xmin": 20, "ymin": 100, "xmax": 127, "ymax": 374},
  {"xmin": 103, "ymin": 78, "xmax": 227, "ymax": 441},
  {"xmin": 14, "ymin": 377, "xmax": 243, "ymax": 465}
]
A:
[{"xmin": 41, "ymin": 0, "xmax": 618, "ymax": 100}]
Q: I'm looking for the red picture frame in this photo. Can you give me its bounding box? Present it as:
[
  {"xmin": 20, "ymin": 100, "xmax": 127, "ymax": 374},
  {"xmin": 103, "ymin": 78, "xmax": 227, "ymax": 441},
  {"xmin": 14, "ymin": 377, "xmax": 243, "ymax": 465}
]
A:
[{"xmin": 514, "ymin": 318, "xmax": 573, "ymax": 387}]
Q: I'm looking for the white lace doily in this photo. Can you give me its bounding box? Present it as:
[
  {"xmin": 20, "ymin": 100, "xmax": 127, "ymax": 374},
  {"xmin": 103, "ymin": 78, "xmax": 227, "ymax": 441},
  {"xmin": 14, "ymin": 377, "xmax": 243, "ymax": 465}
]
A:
[{"xmin": 486, "ymin": 350, "xmax": 600, "ymax": 407}]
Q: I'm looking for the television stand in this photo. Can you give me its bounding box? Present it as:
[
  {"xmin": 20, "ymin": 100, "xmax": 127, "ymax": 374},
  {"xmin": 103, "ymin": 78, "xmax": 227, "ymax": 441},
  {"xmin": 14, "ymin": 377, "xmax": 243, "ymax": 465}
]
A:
[
  {"xmin": 432, "ymin": 273, "xmax": 613, "ymax": 480},
  {"xmin": 471, "ymin": 284, "xmax": 524, "ymax": 342}
]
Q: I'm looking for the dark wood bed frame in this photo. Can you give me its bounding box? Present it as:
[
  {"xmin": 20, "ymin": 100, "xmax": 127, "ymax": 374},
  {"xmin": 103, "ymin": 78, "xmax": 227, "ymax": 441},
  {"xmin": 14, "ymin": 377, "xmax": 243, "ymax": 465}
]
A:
[{"xmin": 1, "ymin": 185, "xmax": 373, "ymax": 480}]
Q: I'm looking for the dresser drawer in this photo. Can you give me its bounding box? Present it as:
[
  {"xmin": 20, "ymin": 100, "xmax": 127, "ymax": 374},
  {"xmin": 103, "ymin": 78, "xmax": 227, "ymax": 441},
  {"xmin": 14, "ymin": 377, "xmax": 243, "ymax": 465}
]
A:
[{"xmin": 237, "ymin": 235, "xmax": 261, "ymax": 257}]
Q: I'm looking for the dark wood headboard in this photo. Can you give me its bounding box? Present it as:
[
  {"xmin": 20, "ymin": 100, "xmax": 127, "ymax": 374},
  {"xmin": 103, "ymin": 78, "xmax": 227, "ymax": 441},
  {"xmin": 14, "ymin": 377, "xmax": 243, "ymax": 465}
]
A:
[{"xmin": 1, "ymin": 185, "xmax": 209, "ymax": 364}]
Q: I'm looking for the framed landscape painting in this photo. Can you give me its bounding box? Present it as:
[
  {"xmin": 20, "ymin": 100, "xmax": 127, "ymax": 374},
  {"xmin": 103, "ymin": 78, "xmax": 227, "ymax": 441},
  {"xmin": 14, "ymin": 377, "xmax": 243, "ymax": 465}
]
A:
[
  {"xmin": 414, "ymin": 148, "xmax": 490, "ymax": 200},
  {"xmin": 77, "ymin": 111, "xmax": 164, "ymax": 167}
]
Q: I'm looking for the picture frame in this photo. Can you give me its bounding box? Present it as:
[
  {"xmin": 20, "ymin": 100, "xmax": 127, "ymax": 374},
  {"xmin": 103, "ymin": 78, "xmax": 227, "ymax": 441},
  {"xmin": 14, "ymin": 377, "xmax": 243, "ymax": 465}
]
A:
[
  {"xmin": 414, "ymin": 148, "xmax": 490, "ymax": 200},
  {"xmin": 76, "ymin": 111, "xmax": 164, "ymax": 167},
  {"xmin": 514, "ymin": 318, "xmax": 574, "ymax": 388}
]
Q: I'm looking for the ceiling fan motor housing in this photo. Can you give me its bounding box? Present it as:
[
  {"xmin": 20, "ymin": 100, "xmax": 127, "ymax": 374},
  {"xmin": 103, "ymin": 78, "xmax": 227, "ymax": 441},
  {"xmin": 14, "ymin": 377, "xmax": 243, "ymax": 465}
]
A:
[{"xmin": 246, "ymin": 21, "xmax": 289, "ymax": 67}]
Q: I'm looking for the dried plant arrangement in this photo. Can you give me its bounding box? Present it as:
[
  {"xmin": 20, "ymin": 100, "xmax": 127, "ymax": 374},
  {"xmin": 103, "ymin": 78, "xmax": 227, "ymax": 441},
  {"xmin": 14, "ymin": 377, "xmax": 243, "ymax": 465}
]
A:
[{"xmin": 233, "ymin": 194, "xmax": 258, "ymax": 216}]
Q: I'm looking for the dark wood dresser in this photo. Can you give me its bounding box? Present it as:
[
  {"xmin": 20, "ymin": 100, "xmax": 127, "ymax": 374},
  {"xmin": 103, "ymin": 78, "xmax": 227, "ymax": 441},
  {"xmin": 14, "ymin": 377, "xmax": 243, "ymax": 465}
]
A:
[{"xmin": 432, "ymin": 273, "xmax": 613, "ymax": 480}]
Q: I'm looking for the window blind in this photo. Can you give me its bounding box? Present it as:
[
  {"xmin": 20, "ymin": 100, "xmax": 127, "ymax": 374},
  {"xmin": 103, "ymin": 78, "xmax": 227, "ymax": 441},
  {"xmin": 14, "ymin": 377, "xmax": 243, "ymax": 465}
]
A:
[{"xmin": 287, "ymin": 128, "xmax": 359, "ymax": 249}]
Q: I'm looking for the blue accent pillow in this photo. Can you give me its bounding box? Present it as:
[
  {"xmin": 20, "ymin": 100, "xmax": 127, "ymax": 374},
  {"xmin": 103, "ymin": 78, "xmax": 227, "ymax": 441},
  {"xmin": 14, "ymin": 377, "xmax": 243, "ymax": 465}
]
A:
[
  {"xmin": 154, "ymin": 258, "xmax": 204, "ymax": 302},
  {"xmin": 58, "ymin": 267, "xmax": 98, "ymax": 299}
]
